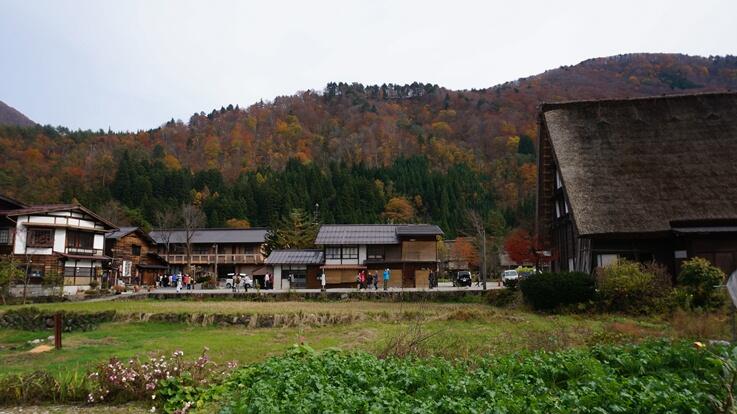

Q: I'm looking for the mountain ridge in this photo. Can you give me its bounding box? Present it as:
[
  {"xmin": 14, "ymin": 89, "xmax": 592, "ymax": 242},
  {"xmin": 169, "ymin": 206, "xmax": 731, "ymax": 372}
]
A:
[
  {"xmin": 1, "ymin": 52, "xmax": 736, "ymax": 233},
  {"xmin": 0, "ymin": 100, "xmax": 34, "ymax": 127}
]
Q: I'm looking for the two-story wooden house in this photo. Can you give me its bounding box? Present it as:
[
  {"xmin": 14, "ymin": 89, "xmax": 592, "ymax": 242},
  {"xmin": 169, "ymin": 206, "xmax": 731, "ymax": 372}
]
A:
[
  {"xmin": 536, "ymin": 92, "xmax": 737, "ymax": 277},
  {"xmin": 149, "ymin": 228, "xmax": 268, "ymax": 278},
  {"xmin": 0, "ymin": 200, "xmax": 117, "ymax": 293},
  {"xmin": 314, "ymin": 224, "xmax": 443, "ymax": 288},
  {"xmin": 105, "ymin": 227, "xmax": 168, "ymax": 286}
]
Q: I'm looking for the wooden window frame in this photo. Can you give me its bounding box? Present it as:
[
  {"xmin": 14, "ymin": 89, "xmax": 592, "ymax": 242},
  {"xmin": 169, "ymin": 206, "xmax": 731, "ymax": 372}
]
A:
[
  {"xmin": 27, "ymin": 228, "xmax": 53, "ymax": 248},
  {"xmin": 132, "ymin": 244, "xmax": 142, "ymax": 256},
  {"xmin": 325, "ymin": 246, "xmax": 341, "ymax": 260},
  {"xmin": 342, "ymin": 245, "xmax": 358, "ymax": 260}
]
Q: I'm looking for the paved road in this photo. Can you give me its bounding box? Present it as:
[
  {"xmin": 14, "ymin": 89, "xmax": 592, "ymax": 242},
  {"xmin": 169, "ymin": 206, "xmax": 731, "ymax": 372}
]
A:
[{"xmin": 145, "ymin": 281, "xmax": 504, "ymax": 295}]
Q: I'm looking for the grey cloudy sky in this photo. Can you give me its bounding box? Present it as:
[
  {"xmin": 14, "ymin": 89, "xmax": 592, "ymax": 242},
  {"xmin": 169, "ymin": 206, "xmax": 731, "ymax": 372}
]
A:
[{"xmin": 1, "ymin": 0, "xmax": 735, "ymax": 131}]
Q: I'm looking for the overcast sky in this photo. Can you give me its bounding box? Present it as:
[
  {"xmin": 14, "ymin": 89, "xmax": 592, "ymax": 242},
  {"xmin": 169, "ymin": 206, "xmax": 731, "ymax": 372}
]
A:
[{"xmin": 1, "ymin": 0, "xmax": 735, "ymax": 131}]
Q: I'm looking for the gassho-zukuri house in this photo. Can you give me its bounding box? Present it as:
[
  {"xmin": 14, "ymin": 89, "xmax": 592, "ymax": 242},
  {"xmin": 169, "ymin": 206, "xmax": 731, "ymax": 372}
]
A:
[{"xmin": 536, "ymin": 92, "xmax": 737, "ymax": 276}]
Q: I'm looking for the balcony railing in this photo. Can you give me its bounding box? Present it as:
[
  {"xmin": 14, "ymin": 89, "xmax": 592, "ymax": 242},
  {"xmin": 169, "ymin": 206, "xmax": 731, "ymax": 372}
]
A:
[
  {"xmin": 65, "ymin": 247, "xmax": 105, "ymax": 256},
  {"xmin": 162, "ymin": 253, "xmax": 264, "ymax": 265}
]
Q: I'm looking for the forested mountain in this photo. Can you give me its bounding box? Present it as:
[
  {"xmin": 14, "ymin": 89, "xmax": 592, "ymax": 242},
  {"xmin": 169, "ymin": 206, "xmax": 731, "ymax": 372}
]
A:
[
  {"xmin": 0, "ymin": 101, "xmax": 34, "ymax": 127},
  {"xmin": 1, "ymin": 53, "xmax": 736, "ymax": 237}
]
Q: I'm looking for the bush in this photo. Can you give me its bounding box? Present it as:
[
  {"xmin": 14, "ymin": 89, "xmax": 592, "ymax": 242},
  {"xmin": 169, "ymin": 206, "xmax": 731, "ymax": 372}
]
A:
[
  {"xmin": 596, "ymin": 260, "xmax": 671, "ymax": 314},
  {"xmin": 678, "ymin": 257, "xmax": 725, "ymax": 309},
  {"xmin": 519, "ymin": 271, "xmax": 595, "ymax": 310}
]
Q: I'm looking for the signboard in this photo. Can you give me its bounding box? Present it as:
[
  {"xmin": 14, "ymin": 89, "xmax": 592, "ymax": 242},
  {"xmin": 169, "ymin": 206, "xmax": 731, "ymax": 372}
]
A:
[
  {"xmin": 726, "ymin": 270, "xmax": 737, "ymax": 307},
  {"xmin": 122, "ymin": 260, "xmax": 132, "ymax": 278}
]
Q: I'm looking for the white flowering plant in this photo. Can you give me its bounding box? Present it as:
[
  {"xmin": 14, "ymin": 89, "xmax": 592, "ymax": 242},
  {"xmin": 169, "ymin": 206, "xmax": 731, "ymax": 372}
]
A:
[{"xmin": 87, "ymin": 348, "xmax": 236, "ymax": 413}]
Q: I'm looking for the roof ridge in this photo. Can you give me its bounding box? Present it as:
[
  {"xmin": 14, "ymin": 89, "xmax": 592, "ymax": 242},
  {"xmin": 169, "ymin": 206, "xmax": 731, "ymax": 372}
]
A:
[{"xmin": 540, "ymin": 90, "xmax": 737, "ymax": 112}]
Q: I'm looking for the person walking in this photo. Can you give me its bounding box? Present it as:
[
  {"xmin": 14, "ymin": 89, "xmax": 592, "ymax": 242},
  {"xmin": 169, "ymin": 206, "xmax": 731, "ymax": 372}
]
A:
[
  {"xmin": 373, "ymin": 271, "xmax": 379, "ymax": 290},
  {"xmin": 176, "ymin": 274, "xmax": 182, "ymax": 293},
  {"xmin": 244, "ymin": 275, "xmax": 252, "ymax": 292},
  {"xmin": 383, "ymin": 268, "xmax": 390, "ymax": 291},
  {"xmin": 320, "ymin": 270, "xmax": 326, "ymax": 292},
  {"xmin": 265, "ymin": 273, "xmax": 271, "ymax": 290}
]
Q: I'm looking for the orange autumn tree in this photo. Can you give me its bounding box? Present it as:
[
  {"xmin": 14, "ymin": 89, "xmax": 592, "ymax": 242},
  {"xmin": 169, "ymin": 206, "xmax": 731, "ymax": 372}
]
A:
[
  {"xmin": 504, "ymin": 228, "xmax": 535, "ymax": 264},
  {"xmin": 451, "ymin": 237, "xmax": 479, "ymax": 268}
]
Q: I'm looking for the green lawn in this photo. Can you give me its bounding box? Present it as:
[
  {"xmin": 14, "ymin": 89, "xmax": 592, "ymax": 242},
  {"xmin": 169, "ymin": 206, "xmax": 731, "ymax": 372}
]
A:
[{"xmin": 2, "ymin": 301, "xmax": 723, "ymax": 377}]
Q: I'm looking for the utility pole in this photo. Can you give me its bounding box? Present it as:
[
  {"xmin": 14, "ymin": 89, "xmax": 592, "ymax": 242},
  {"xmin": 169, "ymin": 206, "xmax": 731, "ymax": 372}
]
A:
[
  {"xmin": 213, "ymin": 243, "xmax": 218, "ymax": 279},
  {"xmin": 481, "ymin": 227, "xmax": 487, "ymax": 291}
]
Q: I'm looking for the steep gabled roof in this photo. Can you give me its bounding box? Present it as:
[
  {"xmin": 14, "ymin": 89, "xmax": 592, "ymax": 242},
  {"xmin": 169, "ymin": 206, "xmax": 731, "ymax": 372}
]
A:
[
  {"xmin": 315, "ymin": 224, "xmax": 443, "ymax": 245},
  {"xmin": 542, "ymin": 92, "xmax": 737, "ymax": 236},
  {"xmin": 149, "ymin": 228, "xmax": 268, "ymax": 244}
]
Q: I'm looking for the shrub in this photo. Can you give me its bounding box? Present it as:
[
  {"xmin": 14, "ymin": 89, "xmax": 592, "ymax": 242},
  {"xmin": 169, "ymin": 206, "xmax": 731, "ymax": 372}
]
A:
[
  {"xmin": 596, "ymin": 259, "xmax": 671, "ymax": 314},
  {"xmin": 519, "ymin": 271, "xmax": 595, "ymax": 310},
  {"xmin": 678, "ymin": 257, "xmax": 725, "ymax": 309}
]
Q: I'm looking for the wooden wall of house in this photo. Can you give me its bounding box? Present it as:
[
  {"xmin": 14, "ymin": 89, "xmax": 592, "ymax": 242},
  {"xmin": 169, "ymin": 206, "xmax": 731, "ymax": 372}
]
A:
[
  {"xmin": 401, "ymin": 241, "xmax": 436, "ymax": 261},
  {"xmin": 111, "ymin": 233, "xmax": 156, "ymax": 266},
  {"xmin": 688, "ymin": 235, "xmax": 737, "ymax": 275}
]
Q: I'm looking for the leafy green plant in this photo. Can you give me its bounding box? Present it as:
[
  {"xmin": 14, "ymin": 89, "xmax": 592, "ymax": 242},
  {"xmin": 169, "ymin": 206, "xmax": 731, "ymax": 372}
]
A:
[
  {"xmin": 679, "ymin": 257, "xmax": 726, "ymax": 309},
  {"xmin": 519, "ymin": 271, "xmax": 595, "ymax": 310},
  {"xmin": 596, "ymin": 259, "xmax": 671, "ymax": 313},
  {"xmin": 202, "ymin": 341, "xmax": 724, "ymax": 414}
]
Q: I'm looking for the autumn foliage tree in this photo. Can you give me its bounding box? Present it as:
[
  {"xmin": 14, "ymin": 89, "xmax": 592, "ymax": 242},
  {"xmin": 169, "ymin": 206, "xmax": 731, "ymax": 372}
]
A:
[
  {"xmin": 382, "ymin": 196, "xmax": 415, "ymax": 224},
  {"xmin": 504, "ymin": 228, "xmax": 535, "ymax": 264}
]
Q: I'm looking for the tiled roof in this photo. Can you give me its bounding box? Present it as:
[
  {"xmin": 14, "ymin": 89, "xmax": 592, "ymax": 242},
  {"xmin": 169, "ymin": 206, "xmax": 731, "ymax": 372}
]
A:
[
  {"xmin": 265, "ymin": 249, "xmax": 324, "ymax": 265},
  {"xmin": 315, "ymin": 225, "xmax": 399, "ymax": 245},
  {"xmin": 149, "ymin": 228, "xmax": 268, "ymax": 244},
  {"xmin": 315, "ymin": 224, "xmax": 443, "ymax": 245},
  {"xmin": 395, "ymin": 224, "xmax": 444, "ymax": 236}
]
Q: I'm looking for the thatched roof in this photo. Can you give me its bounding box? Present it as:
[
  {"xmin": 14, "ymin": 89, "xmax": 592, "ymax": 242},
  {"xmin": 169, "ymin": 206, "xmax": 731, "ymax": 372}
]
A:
[{"xmin": 542, "ymin": 92, "xmax": 737, "ymax": 236}]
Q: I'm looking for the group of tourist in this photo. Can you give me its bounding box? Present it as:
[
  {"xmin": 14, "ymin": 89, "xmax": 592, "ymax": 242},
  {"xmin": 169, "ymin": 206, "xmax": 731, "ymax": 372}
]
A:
[
  {"xmin": 356, "ymin": 268, "xmax": 390, "ymax": 290},
  {"xmin": 158, "ymin": 273, "xmax": 195, "ymax": 292}
]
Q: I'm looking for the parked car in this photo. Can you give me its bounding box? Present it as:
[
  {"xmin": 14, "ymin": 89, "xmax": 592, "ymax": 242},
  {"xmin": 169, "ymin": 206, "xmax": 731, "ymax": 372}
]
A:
[
  {"xmin": 453, "ymin": 270, "xmax": 473, "ymax": 287},
  {"xmin": 224, "ymin": 273, "xmax": 253, "ymax": 289},
  {"xmin": 501, "ymin": 269, "xmax": 519, "ymax": 287}
]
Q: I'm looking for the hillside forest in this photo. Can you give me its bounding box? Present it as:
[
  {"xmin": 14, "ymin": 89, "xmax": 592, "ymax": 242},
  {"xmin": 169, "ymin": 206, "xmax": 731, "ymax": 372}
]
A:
[{"xmin": 1, "ymin": 53, "xmax": 737, "ymax": 240}]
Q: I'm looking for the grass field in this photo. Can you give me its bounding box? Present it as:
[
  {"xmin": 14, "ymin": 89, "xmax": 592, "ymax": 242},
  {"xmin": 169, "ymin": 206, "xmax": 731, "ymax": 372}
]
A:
[{"xmin": 1, "ymin": 300, "xmax": 729, "ymax": 377}]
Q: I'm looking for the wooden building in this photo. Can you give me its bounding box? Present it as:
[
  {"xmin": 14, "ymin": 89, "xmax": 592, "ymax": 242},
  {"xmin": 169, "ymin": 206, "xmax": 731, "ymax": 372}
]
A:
[
  {"xmin": 265, "ymin": 249, "xmax": 324, "ymax": 289},
  {"xmin": 536, "ymin": 92, "xmax": 737, "ymax": 277},
  {"xmin": 149, "ymin": 228, "xmax": 267, "ymax": 278},
  {"xmin": 105, "ymin": 227, "xmax": 168, "ymax": 286},
  {"xmin": 0, "ymin": 200, "xmax": 117, "ymax": 293},
  {"xmin": 314, "ymin": 224, "xmax": 443, "ymax": 288}
]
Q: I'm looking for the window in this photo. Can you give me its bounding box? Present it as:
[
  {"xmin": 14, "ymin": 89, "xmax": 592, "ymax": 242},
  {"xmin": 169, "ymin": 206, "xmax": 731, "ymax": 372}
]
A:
[
  {"xmin": 0, "ymin": 228, "xmax": 10, "ymax": 244},
  {"xmin": 193, "ymin": 245, "xmax": 210, "ymax": 254},
  {"xmin": 66, "ymin": 230, "xmax": 94, "ymax": 249},
  {"xmin": 342, "ymin": 246, "xmax": 358, "ymax": 260},
  {"xmin": 27, "ymin": 228, "xmax": 53, "ymax": 247},
  {"xmin": 325, "ymin": 246, "xmax": 341, "ymax": 260},
  {"xmin": 132, "ymin": 244, "xmax": 141, "ymax": 256},
  {"xmin": 367, "ymin": 245, "xmax": 385, "ymax": 260},
  {"xmin": 27, "ymin": 265, "xmax": 44, "ymax": 279},
  {"xmin": 596, "ymin": 254, "xmax": 618, "ymax": 267}
]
